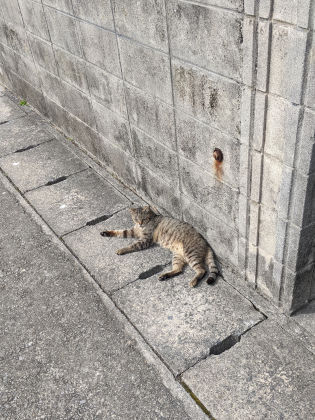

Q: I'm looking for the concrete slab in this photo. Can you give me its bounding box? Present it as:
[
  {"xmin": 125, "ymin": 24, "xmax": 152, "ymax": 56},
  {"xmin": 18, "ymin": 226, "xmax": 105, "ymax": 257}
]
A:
[
  {"xmin": 25, "ymin": 169, "xmax": 130, "ymax": 236},
  {"xmin": 112, "ymin": 274, "xmax": 264, "ymax": 375},
  {"xmin": 0, "ymin": 179, "xmax": 192, "ymax": 420},
  {"xmin": 0, "ymin": 139, "xmax": 87, "ymax": 192},
  {"xmin": 0, "ymin": 95, "xmax": 25, "ymax": 123},
  {"xmin": 64, "ymin": 209, "xmax": 172, "ymax": 293},
  {"xmin": 183, "ymin": 320, "xmax": 315, "ymax": 420},
  {"xmin": 293, "ymin": 300, "xmax": 315, "ymax": 337},
  {"xmin": 0, "ymin": 113, "xmax": 53, "ymax": 157}
]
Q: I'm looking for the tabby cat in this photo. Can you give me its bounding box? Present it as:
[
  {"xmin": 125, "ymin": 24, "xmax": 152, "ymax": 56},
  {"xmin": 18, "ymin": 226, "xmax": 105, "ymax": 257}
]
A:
[{"xmin": 100, "ymin": 206, "xmax": 218, "ymax": 287}]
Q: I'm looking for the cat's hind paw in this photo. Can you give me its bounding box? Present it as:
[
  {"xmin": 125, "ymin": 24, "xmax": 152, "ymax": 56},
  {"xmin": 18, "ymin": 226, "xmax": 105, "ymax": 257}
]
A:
[
  {"xmin": 158, "ymin": 272, "xmax": 170, "ymax": 281},
  {"xmin": 116, "ymin": 248, "xmax": 127, "ymax": 255}
]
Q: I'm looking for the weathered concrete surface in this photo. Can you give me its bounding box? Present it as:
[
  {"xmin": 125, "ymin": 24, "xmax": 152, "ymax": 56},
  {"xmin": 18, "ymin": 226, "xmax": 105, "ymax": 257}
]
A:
[
  {"xmin": 183, "ymin": 320, "xmax": 315, "ymax": 420},
  {"xmin": 25, "ymin": 169, "xmax": 129, "ymax": 236},
  {"xmin": 113, "ymin": 274, "xmax": 264, "ymax": 375},
  {"xmin": 64, "ymin": 209, "xmax": 172, "ymax": 292},
  {"xmin": 0, "ymin": 139, "xmax": 87, "ymax": 192},
  {"xmin": 293, "ymin": 300, "xmax": 315, "ymax": 337},
  {"xmin": 0, "ymin": 113, "xmax": 53, "ymax": 157},
  {"xmin": 0, "ymin": 179, "xmax": 193, "ymax": 420},
  {"xmin": 0, "ymin": 95, "xmax": 25, "ymax": 123}
]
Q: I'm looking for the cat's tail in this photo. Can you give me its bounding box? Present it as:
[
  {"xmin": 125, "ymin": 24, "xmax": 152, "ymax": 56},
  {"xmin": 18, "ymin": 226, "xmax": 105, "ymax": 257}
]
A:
[{"xmin": 206, "ymin": 247, "xmax": 219, "ymax": 284}]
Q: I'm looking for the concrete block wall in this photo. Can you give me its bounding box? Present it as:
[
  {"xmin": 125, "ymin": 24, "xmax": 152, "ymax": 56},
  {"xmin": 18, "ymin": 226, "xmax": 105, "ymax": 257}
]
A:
[{"xmin": 0, "ymin": 0, "xmax": 314, "ymax": 314}]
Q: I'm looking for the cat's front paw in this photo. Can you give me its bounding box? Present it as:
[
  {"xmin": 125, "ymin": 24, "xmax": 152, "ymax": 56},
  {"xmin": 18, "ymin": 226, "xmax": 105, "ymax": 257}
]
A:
[
  {"xmin": 100, "ymin": 230, "xmax": 113, "ymax": 237},
  {"xmin": 116, "ymin": 248, "xmax": 127, "ymax": 255},
  {"xmin": 158, "ymin": 273, "xmax": 169, "ymax": 281}
]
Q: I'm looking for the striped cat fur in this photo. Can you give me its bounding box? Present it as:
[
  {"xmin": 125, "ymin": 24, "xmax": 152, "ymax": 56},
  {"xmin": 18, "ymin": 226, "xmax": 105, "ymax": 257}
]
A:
[{"xmin": 100, "ymin": 206, "xmax": 218, "ymax": 287}]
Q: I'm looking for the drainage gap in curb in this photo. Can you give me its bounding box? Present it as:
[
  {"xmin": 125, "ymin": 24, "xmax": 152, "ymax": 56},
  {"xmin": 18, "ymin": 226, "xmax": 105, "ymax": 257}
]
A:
[
  {"xmin": 86, "ymin": 214, "xmax": 111, "ymax": 226},
  {"xmin": 0, "ymin": 120, "xmax": 9, "ymax": 125},
  {"xmin": 209, "ymin": 334, "xmax": 240, "ymax": 356},
  {"xmin": 15, "ymin": 144, "xmax": 37, "ymax": 153},
  {"xmin": 45, "ymin": 176, "xmax": 68, "ymax": 186}
]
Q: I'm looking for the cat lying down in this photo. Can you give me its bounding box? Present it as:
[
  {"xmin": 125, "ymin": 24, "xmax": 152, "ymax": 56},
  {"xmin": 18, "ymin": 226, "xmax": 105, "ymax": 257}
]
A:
[{"xmin": 100, "ymin": 206, "xmax": 218, "ymax": 287}]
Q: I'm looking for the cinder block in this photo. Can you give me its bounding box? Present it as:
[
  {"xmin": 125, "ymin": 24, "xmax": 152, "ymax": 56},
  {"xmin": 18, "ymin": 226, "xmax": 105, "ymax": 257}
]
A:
[
  {"xmin": 247, "ymin": 243, "xmax": 258, "ymax": 285},
  {"xmin": 242, "ymin": 16, "xmax": 255, "ymax": 86},
  {"xmin": 54, "ymin": 46, "xmax": 89, "ymax": 93},
  {"xmin": 282, "ymin": 266, "xmax": 312, "ymax": 313},
  {"xmin": 179, "ymin": 156, "xmax": 239, "ymax": 229},
  {"xmin": 252, "ymin": 91, "xmax": 267, "ymax": 152},
  {"xmin": 265, "ymin": 95, "xmax": 300, "ymax": 166},
  {"xmin": 119, "ymin": 37, "xmax": 172, "ymax": 105},
  {"xmin": 273, "ymin": 0, "xmax": 311, "ymax": 28},
  {"xmin": 39, "ymin": 68, "xmax": 96, "ymax": 128},
  {"xmin": 124, "ymin": 84, "xmax": 176, "ymax": 150},
  {"xmin": 244, "ymin": 0, "xmax": 255, "ymax": 15},
  {"xmin": 4, "ymin": 68, "xmax": 48, "ymax": 116},
  {"xmin": 175, "ymin": 111, "xmax": 240, "ymax": 188},
  {"xmin": 78, "ymin": 21, "xmax": 120, "ymax": 77},
  {"xmin": 97, "ymin": 134, "xmax": 137, "ymax": 188},
  {"xmin": 249, "ymin": 201, "xmax": 259, "ymax": 246},
  {"xmin": 291, "ymin": 172, "xmax": 315, "ymax": 227},
  {"xmin": 256, "ymin": 248, "xmax": 275, "ymax": 300},
  {"xmin": 135, "ymin": 163, "xmax": 181, "ymax": 217},
  {"xmin": 85, "ymin": 63, "xmax": 127, "ymax": 117},
  {"xmin": 297, "ymin": 109, "xmax": 315, "ymax": 175},
  {"xmin": 42, "ymin": 0, "xmax": 73, "ymax": 14},
  {"xmin": 240, "ymin": 86, "xmax": 252, "ymax": 145},
  {"xmin": 44, "ymin": 7, "xmax": 82, "ymax": 56},
  {"xmin": 239, "ymin": 143, "xmax": 249, "ymax": 194},
  {"xmin": 259, "ymin": 0, "xmax": 272, "ymax": 18},
  {"xmin": 44, "ymin": 96, "xmax": 100, "ymax": 157},
  {"xmin": 181, "ymin": 195, "xmax": 239, "ymax": 266},
  {"xmin": 131, "ymin": 126, "xmax": 179, "ymax": 187},
  {"xmin": 172, "ymin": 59, "xmax": 241, "ymax": 138},
  {"xmin": 258, "ymin": 205, "xmax": 276, "ymax": 256},
  {"xmin": 238, "ymin": 193, "xmax": 248, "ymax": 238},
  {"xmin": 92, "ymin": 100, "xmax": 132, "ymax": 153},
  {"xmin": 19, "ymin": 0, "xmax": 50, "ymax": 40},
  {"xmin": 269, "ymin": 24, "xmax": 307, "ymax": 103},
  {"xmin": 195, "ymin": 0, "xmax": 243, "ymax": 11},
  {"xmin": 167, "ymin": 0, "xmax": 242, "ymax": 80},
  {"xmin": 305, "ymin": 40, "xmax": 315, "ymax": 109},
  {"xmin": 0, "ymin": 21, "xmax": 32, "ymax": 57},
  {"xmin": 28, "ymin": 33, "xmax": 58, "ymax": 75},
  {"xmin": 256, "ymin": 20, "xmax": 270, "ymax": 92},
  {"xmin": 72, "ymin": 0, "xmax": 114, "ymax": 29},
  {"xmin": 113, "ymin": 0, "xmax": 168, "ymax": 52},
  {"xmin": 0, "ymin": 44, "xmax": 40, "ymax": 89},
  {"xmin": 1, "ymin": 0, "xmax": 24, "ymax": 26},
  {"xmin": 276, "ymin": 165, "xmax": 293, "ymax": 219},
  {"xmin": 261, "ymin": 154, "xmax": 283, "ymax": 209},
  {"xmin": 250, "ymin": 150, "xmax": 262, "ymax": 203},
  {"xmin": 274, "ymin": 217, "xmax": 287, "ymax": 263}
]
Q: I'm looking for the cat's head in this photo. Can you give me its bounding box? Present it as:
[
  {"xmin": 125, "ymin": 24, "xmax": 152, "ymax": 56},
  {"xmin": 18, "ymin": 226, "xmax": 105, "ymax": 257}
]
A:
[{"xmin": 129, "ymin": 206, "xmax": 158, "ymax": 226}]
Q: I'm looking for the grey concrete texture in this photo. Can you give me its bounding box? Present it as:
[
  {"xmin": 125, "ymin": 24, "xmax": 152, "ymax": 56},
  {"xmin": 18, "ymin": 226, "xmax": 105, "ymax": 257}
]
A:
[
  {"xmin": 113, "ymin": 0, "xmax": 168, "ymax": 52},
  {"xmin": 293, "ymin": 299, "xmax": 315, "ymax": 337},
  {"xmin": 113, "ymin": 274, "xmax": 264, "ymax": 376},
  {"xmin": 64, "ymin": 209, "xmax": 172, "ymax": 293},
  {"xmin": 25, "ymin": 169, "xmax": 130, "ymax": 236},
  {"xmin": 0, "ymin": 179, "xmax": 192, "ymax": 420},
  {"xmin": 119, "ymin": 37, "xmax": 173, "ymax": 104},
  {"xmin": 183, "ymin": 320, "xmax": 315, "ymax": 420},
  {"xmin": 0, "ymin": 139, "xmax": 87, "ymax": 192},
  {"xmin": 172, "ymin": 59, "xmax": 241, "ymax": 138},
  {"xmin": 0, "ymin": 95, "xmax": 25, "ymax": 123},
  {"xmin": 167, "ymin": 0, "xmax": 242, "ymax": 80},
  {"xmin": 0, "ymin": 114, "xmax": 53, "ymax": 156},
  {"xmin": 1, "ymin": 0, "xmax": 315, "ymax": 314}
]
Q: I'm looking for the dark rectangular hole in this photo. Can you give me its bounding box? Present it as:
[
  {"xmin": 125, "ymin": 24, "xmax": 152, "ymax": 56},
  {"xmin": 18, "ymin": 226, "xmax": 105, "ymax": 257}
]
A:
[
  {"xmin": 45, "ymin": 176, "xmax": 68, "ymax": 186},
  {"xmin": 15, "ymin": 144, "xmax": 37, "ymax": 153},
  {"xmin": 86, "ymin": 214, "xmax": 110, "ymax": 226}
]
